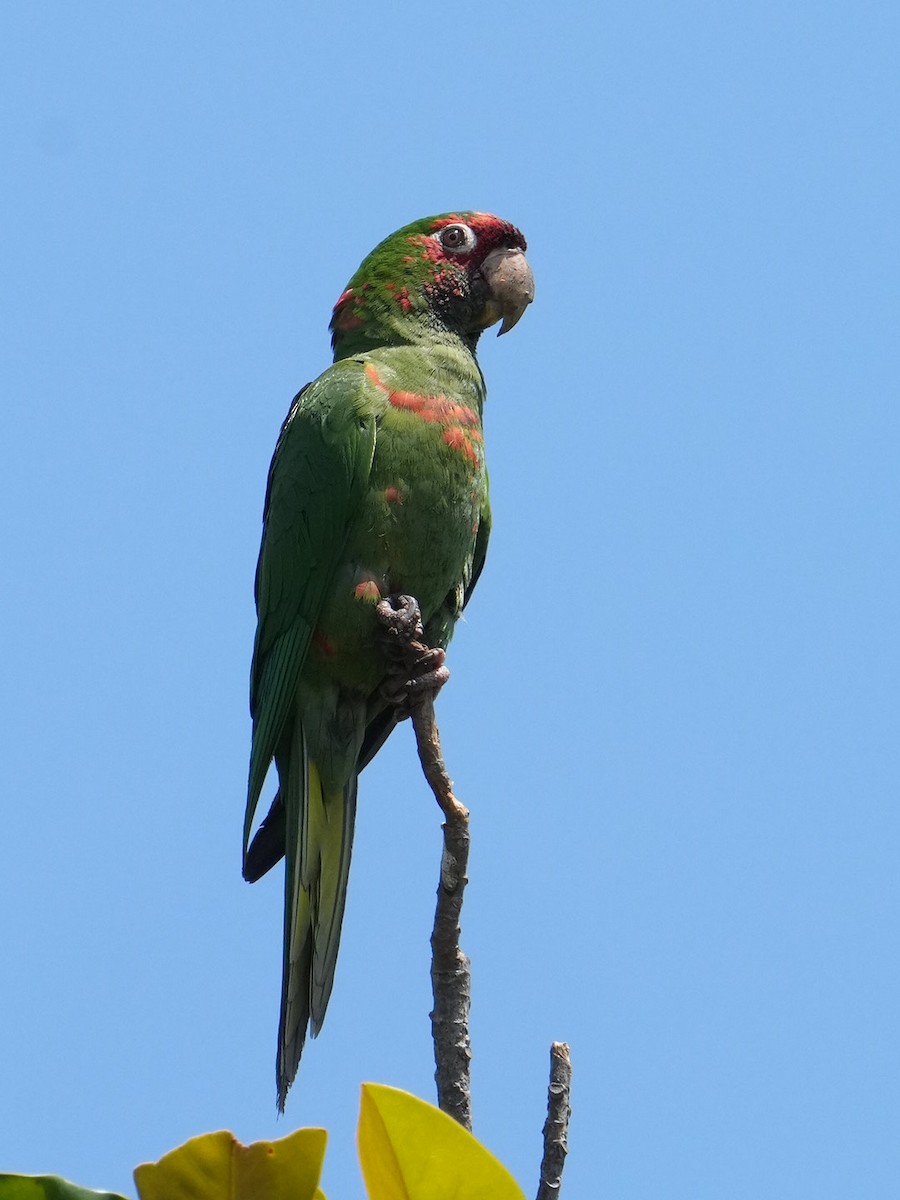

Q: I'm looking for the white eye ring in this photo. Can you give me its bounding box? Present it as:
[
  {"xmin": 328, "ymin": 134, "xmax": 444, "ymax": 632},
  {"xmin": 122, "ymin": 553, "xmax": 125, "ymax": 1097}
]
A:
[{"xmin": 434, "ymin": 223, "xmax": 477, "ymax": 254}]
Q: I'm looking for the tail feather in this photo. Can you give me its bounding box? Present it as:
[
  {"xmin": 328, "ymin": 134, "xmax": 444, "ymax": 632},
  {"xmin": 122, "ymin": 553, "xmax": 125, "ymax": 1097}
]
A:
[
  {"xmin": 276, "ymin": 724, "xmax": 358, "ymax": 1109},
  {"xmin": 311, "ymin": 773, "xmax": 357, "ymax": 1030},
  {"xmin": 277, "ymin": 887, "xmax": 311, "ymax": 1111}
]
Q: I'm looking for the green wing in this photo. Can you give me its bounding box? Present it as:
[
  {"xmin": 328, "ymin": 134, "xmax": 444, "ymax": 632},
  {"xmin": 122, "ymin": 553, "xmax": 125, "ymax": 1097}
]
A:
[
  {"xmin": 245, "ymin": 482, "xmax": 492, "ymax": 859},
  {"xmin": 420, "ymin": 483, "xmax": 492, "ymax": 650},
  {"xmin": 466, "ymin": 489, "xmax": 492, "ymax": 606},
  {"xmin": 244, "ymin": 360, "xmax": 377, "ymax": 862}
]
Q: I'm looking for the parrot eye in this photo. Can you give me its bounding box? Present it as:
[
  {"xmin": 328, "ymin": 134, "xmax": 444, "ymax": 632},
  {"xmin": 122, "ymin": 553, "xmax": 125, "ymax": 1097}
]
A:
[{"xmin": 435, "ymin": 223, "xmax": 477, "ymax": 254}]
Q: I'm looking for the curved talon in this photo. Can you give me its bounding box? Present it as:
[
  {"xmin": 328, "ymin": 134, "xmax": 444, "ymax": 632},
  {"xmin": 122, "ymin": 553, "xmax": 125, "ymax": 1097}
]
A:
[
  {"xmin": 376, "ymin": 594, "xmax": 450, "ymax": 711},
  {"xmin": 381, "ymin": 658, "xmax": 450, "ymax": 708},
  {"xmin": 407, "ymin": 663, "xmax": 451, "ymax": 694},
  {"xmin": 376, "ymin": 594, "xmax": 424, "ymax": 643},
  {"xmin": 410, "ymin": 645, "xmax": 446, "ymax": 671}
]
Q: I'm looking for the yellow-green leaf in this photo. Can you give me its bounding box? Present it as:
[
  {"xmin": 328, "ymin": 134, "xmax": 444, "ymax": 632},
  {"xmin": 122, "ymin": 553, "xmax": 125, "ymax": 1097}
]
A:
[
  {"xmin": 0, "ymin": 1177, "xmax": 126, "ymax": 1200},
  {"xmin": 357, "ymin": 1084, "xmax": 524, "ymax": 1200},
  {"xmin": 133, "ymin": 1127, "xmax": 327, "ymax": 1200}
]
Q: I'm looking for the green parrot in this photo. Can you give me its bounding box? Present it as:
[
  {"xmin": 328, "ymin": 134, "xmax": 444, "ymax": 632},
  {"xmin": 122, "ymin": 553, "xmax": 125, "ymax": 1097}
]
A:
[{"xmin": 243, "ymin": 212, "xmax": 533, "ymax": 1108}]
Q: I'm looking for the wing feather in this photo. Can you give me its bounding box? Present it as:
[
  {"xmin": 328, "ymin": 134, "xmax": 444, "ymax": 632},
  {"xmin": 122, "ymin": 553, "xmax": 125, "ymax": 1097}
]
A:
[{"xmin": 244, "ymin": 361, "xmax": 377, "ymax": 861}]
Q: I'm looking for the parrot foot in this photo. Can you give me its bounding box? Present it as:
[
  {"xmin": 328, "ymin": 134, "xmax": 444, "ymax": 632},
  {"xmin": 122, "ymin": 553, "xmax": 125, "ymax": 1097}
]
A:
[
  {"xmin": 376, "ymin": 593, "xmax": 424, "ymax": 641},
  {"xmin": 376, "ymin": 595, "xmax": 450, "ymax": 715},
  {"xmin": 380, "ymin": 645, "xmax": 450, "ymax": 710}
]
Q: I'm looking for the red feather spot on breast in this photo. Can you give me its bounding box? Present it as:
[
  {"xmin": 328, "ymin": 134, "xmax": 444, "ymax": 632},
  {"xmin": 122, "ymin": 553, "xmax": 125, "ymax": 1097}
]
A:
[
  {"xmin": 354, "ymin": 580, "xmax": 382, "ymax": 603},
  {"xmin": 417, "ymin": 403, "xmax": 445, "ymax": 423},
  {"xmin": 442, "ymin": 428, "xmax": 480, "ymax": 465},
  {"xmin": 312, "ymin": 629, "xmax": 336, "ymax": 657},
  {"xmin": 446, "ymin": 403, "xmax": 479, "ymax": 426},
  {"xmin": 389, "ymin": 389, "xmax": 427, "ymax": 413},
  {"xmin": 365, "ymin": 363, "xmax": 389, "ymax": 392},
  {"xmin": 367, "ymin": 364, "xmax": 482, "ymax": 450}
]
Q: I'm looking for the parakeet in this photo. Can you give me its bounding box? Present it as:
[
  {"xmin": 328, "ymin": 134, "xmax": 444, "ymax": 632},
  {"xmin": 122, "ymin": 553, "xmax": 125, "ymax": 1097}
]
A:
[{"xmin": 244, "ymin": 212, "xmax": 533, "ymax": 1108}]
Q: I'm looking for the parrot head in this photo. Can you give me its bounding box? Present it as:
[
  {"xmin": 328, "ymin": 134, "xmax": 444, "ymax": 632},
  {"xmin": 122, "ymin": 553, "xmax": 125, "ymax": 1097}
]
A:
[{"xmin": 330, "ymin": 212, "xmax": 534, "ymax": 358}]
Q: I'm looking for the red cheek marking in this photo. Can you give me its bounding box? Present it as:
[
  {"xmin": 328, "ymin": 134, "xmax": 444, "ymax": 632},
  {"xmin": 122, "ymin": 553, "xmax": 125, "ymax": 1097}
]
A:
[
  {"xmin": 336, "ymin": 312, "xmax": 364, "ymax": 331},
  {"xmin": 384, "ymin": 486, "xmax": 403, "ymax": 505},
  {"xmin": 416, "ymin": 236, "xmax": 444, "ymax": 263},
  {"xmin": 354, "ymin": 580, "xmax": 381, "ymax": 603},
  {"xmin": 333, "ymin": 288, "xmax": 365, "ymax": 331}
]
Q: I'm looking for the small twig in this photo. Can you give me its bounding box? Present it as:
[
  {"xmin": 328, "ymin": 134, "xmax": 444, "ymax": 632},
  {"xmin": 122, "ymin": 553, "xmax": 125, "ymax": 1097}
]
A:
[
  {"xmin": 537, "ymin": 1042, "xmax": 572, "ymax": 1200},
  {"xmin": 376, "ymin": 596, "xmax": 472, "ymax": 1129},
  {"xmin": 415, "ymin": 700, "xmax": 472, "ymax": 1131}
]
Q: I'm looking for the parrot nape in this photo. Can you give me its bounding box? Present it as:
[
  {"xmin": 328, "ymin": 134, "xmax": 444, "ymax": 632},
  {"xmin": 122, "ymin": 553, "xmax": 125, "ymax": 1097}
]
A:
[{"xmin": 243, "ymin": 212, "xmax": 534, "ymax": 1108}]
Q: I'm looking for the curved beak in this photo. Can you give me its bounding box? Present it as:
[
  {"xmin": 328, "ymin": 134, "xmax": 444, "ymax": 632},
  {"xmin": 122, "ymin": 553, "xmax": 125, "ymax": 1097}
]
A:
[{"xmin": 479, "ymin": 246, "xmax": 535, "ymax": 335}]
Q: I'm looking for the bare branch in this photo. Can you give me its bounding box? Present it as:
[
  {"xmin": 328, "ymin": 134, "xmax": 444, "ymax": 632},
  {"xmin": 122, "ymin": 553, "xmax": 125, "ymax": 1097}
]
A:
[
  {"xmin": 375, "ymin": 595, "xmax": 573, "ymax": 1167},
  {"xmin": 416, "ymin": 705, "xmax": 472, "ymax": 1130},
  {"xmin": 376, "ymin": 596, "xmax": 472, "ymax": 1129},
  {"xmin": 537, "ymin": 1042, "xmax": 572, "ymax": 1200}
]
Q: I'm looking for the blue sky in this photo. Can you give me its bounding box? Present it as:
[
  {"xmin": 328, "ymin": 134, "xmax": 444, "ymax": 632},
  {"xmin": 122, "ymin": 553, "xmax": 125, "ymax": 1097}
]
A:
[{"xmin": 2, "ymin": 2, "xmax": 898, "ymax": 1197}]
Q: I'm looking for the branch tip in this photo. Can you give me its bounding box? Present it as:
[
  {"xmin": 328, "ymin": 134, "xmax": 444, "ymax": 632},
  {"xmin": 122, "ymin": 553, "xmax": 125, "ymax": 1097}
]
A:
[{"xmin": 537, "ymin": 1041, "xmax": 572, "ymax": 1200}]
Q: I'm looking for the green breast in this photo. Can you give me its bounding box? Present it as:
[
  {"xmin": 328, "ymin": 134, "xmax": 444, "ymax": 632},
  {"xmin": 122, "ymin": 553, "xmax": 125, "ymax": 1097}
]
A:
[{"xmin": 310, "ymin": 344, "xmax": 488, "ymax": 693}]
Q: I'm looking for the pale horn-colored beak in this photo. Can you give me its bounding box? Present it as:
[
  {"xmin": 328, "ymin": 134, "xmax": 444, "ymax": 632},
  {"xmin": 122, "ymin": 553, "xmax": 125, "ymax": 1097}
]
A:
[{"xmin": 480, "ymin": 246, "xmax": 535, "ymax": 335}]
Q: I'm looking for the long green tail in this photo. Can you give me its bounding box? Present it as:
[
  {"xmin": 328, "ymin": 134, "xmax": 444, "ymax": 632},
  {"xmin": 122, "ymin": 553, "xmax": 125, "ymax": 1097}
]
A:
[{"xmin": 277, "ymin": 727, "xmax": 357, "ymax": 1110}]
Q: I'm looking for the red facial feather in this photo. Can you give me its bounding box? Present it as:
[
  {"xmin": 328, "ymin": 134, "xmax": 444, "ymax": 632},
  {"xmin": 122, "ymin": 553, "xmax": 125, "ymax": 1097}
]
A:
[
  {"xmin": 331, "ymin": 212, "xmax": 527, "ymax": 356},
  {"xmin": 332, "ymin": 286, "xmax": 366, "ymax": 331}
]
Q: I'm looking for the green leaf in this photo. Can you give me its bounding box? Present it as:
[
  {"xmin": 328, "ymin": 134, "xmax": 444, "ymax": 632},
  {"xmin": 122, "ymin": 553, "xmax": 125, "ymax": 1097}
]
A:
[
  {"xmin": 133, "ymin": 1128, "xmax": 327, "ymax": 1200},
  {"xmin": 0, "ymin": 1177, "xmax": 127, "ymax": 1200},
  {"xmin": 357, "ymin": 1084, "xmax": 525, "ymax": 1200}
]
